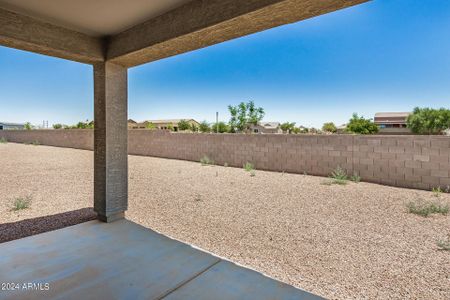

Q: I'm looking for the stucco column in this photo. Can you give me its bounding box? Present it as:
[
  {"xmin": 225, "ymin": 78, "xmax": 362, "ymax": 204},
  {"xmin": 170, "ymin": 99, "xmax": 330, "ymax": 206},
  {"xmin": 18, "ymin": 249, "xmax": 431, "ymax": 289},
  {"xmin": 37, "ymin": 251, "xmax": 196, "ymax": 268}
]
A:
[{"xmin": 93, "ymin": 62, "xmax": 128, "ymax": 222}]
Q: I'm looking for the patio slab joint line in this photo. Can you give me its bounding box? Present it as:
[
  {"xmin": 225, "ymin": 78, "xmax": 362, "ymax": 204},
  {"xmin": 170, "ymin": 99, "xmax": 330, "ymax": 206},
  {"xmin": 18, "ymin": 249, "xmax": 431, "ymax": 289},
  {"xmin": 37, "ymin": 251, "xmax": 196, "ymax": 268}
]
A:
[{"xmin": 157, "ymin": 259, "xmax": 222, "ymax": 300}]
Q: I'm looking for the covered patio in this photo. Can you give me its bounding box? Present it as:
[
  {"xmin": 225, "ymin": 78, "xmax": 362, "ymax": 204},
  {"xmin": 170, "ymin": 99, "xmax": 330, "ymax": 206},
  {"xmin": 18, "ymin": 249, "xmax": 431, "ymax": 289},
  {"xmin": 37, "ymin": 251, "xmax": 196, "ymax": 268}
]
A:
[{"xmin": 0, "ymin": 0, "xmax": 368, "ymax": 298}]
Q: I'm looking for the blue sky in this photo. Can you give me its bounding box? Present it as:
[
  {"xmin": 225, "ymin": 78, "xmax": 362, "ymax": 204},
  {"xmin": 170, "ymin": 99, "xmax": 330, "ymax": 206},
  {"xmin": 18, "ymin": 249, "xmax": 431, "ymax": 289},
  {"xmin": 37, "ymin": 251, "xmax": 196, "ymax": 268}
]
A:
[{"xmin": 1, "ymin": 0, "xmax": 450, "ymax": 128}]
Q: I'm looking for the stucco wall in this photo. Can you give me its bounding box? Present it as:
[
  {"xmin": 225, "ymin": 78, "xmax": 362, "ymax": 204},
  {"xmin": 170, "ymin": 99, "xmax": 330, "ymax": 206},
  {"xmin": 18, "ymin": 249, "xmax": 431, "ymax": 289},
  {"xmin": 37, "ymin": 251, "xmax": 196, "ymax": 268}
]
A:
[{"xmin": 1, "ymin": 129, "xmax": 449, "ymax": 190}]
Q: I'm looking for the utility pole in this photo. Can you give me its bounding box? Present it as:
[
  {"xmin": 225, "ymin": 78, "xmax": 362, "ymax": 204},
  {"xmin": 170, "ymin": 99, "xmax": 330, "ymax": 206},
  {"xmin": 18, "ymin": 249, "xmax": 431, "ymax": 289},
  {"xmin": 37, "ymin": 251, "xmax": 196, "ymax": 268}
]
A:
[{"xmin": 216, "ymin": 112, "xmax": 219, "ymax": 133}]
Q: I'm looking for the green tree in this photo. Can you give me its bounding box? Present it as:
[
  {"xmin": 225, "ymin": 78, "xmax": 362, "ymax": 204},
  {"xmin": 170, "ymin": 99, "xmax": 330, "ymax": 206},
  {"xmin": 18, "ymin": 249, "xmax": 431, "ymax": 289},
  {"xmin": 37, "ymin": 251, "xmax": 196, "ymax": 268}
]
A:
[
  {"xmin": 292, "ymin": 127, "xmax": 301, "ymax": 134},
  {"xmin": 24, "ymin": 122, "xmax": 32, "ymax": 130},
  {"xmin": 145, "ymin": 122, "xmax": 156, "ymax": 130},
  {"xmin": 212, "ymin": 121, "xmax": 229, "ymax": 133},
  {"xmin": 53, "ymin": 123, "xmax": 63, "ymax": 129},
  {"xmin": 228, "ymin": 101, "xmax": 265, "ymax": 132},
  {"xmin": 346, "ymin": 113, "xmax": 378, "ymax": 134},
  {"xmin": 199, "ymin": 121, "xmax": 211, "ymax": 133},
  {"xmin": 74, "ymin": 120, "xmax": 94, "ymax": 129},
  {"xmin": 190, "ymin": 123, "xmax": 198, "ymax": 132},
  {"xmin": 167, "ymin": 124, "xmax": 174, "ymax": 131},
  {"xmin": 407, "ymin": 107, "xmax": 450, "ymax": 134},
  {"xmin": 322, "ymin": 122, "xmax": 337, "ymax": 133},
  {"xmin": 280, "ymin": 122, "xmax": 296, "ymax": 134},
  {"xmin": 178, "ymin": 119, "xmax": 190, "ymax": 131}
]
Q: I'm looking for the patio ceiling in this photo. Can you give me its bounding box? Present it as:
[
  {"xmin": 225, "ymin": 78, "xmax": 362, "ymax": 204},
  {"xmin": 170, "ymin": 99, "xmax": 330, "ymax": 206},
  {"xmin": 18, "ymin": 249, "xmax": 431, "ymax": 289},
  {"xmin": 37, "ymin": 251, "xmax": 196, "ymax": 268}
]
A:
[
  {"xmin": 0, "ymin": 0, "xmax": 193, "ymax": 37},
  {"xmin": 0, "ymin": 0, "xmax": 369, "ymax": 67}
]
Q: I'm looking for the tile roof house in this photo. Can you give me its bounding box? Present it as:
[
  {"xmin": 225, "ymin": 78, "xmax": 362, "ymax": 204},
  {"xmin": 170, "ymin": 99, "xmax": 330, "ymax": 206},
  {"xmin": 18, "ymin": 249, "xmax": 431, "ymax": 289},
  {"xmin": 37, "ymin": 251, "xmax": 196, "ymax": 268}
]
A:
[
  {"xmin": 374, "ymin": 112, "xmax": 412, "ymax": 134},
  {"xmin": 249, "ymin": 122, "xmax": 282, "ymax": 134},
  {"xmin": 128, "ymin": 119, "xmax": 200, "ymax": 131}
]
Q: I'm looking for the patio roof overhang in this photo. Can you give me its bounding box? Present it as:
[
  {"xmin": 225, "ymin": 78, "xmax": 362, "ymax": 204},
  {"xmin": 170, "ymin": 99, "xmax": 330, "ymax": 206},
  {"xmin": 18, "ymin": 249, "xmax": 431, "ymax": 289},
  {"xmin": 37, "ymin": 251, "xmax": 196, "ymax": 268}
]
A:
[
  {"xmin": 0, "ymin": 0, "xmax": 369, "ymax": 222},
  {"xmin": 0, "ymin": 0, "xmax": 368, "ymax": 66}
]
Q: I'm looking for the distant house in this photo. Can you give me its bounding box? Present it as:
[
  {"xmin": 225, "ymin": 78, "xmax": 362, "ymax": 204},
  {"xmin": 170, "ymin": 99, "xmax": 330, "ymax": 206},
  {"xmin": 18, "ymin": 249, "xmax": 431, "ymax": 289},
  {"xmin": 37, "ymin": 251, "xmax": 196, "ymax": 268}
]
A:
[
  {"xmin": 249, "ymin": 122, "xmax": 282, "ymax": 134},
  {"xmin": 128, "ymin": 119, "xmax": 200, "ymax": 131},
  {"xmin": 336, "ymin": 124, "xmax": 347, "ymax": 134},
  {"xmin": 374, "ymin": 112, "xmax": 412, "ymax": 134},
  {"xmin": 0, "ymin": 122, "xmax": 25, "ymax": 130}
]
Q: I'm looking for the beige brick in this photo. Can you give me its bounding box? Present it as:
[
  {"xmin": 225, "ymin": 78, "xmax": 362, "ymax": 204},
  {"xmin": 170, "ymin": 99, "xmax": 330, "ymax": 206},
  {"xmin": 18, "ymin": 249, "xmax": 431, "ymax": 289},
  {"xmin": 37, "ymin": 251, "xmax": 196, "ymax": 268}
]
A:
[
  {"xmin": 413, "ymin": 154, "xmax": 429, "ymax": 162},
  {"xmin": 431, "ymin": 169, "xmax": 449, "ymax": 177},
  {"xmin": 421, "ymin": 161, "xmax": 440, "ymax": 170},
  {"xmin": 414, "ymin": 168, "xmax": 431, "ymax": 176},
  {"xmin": 422, "ymin": 148, "xmax": 440, "ymax": 156},
  {"xmin": 388, "ymin": 146, "xmax": 404, "ymax": 154},
  {"xmin": 381, "ymin": 152, "xmax": 396, "ymax": 159},
  {"xmin": 430, "ymin": 155, "xmax": 449, "ymax": 164},
  {"xmin": 405, "ymin": 160, "xmax": 421, "ymax": 168}
]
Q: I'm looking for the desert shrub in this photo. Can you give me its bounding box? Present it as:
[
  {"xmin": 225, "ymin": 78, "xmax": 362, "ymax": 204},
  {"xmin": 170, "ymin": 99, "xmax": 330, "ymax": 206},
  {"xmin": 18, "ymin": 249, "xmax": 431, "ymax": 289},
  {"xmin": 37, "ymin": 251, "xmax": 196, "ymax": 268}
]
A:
[
  {"xmin": 322, "ymin": 122, "xmax": 337, "ymax": 133},
  {"xmin": 321, "ymin": 179, "xmax": 347, "ymax": 186},
  {"xmin": 200, "ymin": 155, "xmax": 214, "ymax": 166},
  {"xmin": 212, "ymin": 122, "xmax": 230, "ymax": 133},
  {"xmin": 280, "ymin": 122, "xmax": 296, "ymax": 134},
  {"xmin": 437, "ymin": 235, "xmax": 450, "ymax": 251},
  {"xmin": 243, "ymin": 162, "xmax": 254, "ymax": 172},
  {"xmin": 432, "ymin": 187, "xmax": 443, "ymax": 198},
  {"xmin": 346, "ymin": 113, "xmax": 378, "ymax": 134},
  {"xmin": 407, "ymin": 199, "xmax": 449, "ymax": 217},
  {"xmin": 199, "ymin": 121, "xmax": 211, "ymax": 133},
  {"xmin": 12, "ymin": 196, "xmax": 32, "ymax": 211},
  {"xmin": 350, "ymin": 172, "xmax": 361, "ymax": 183},
  {"xmin": 75, "ymin": 120, "xmax": 94, "ymax": 129},
  {"xmin": 330, "ymin": 166, "xmax": 347, "ymax": 181},
  {"xmin": 0, "ymin": 137, "xmax": 7, "ymax": 144},
  {"xmin": 178, "ymin": 120, "xmax": 190, "ymax": 131},
  {"xmin": 327, "ymin": 166, "xmax": 349, "ymax": 185}
]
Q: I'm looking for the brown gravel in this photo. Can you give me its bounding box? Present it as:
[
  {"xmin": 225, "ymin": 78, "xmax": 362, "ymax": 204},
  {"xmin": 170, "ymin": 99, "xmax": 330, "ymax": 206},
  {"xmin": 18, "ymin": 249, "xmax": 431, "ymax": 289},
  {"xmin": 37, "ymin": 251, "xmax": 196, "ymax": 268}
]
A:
[
  {"xmin": 1, "ymin": 143, "xmax": 449, "ymax": 299},
  {"xmin": 0, "ymin": 208, "xmax": 96, "ymax": 243}
]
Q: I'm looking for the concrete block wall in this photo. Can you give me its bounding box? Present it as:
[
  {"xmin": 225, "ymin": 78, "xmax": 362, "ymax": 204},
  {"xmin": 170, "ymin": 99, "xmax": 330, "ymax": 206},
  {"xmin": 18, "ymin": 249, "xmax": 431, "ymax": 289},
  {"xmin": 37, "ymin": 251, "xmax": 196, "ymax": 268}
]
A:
[
  {"xmin": 0, "ymin": 129, "xmax": 93, "ymax": 150},
  {"xmin": 1, "ymin": 130, "xmax": 449, "ymax": 190}
]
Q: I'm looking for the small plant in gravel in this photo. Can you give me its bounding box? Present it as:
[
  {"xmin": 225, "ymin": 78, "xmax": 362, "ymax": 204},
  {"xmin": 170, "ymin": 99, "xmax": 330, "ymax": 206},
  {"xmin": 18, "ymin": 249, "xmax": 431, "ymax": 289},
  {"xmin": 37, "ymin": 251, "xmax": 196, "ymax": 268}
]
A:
[
  {"xmin": 432, "ymin": 187, "xmax": 443, "ymax": 198},
  {"xmin": 200, "ymin": 155, "xmax": 214, "ymax": 166},
  {"xmin": 0, "ymin": 137, "xmax": 7, "ymax": 144},
  {"xmin": 321, "ymin": 179, "xmax": 348, "ymax": 186},
  {"xmin": 194, "ymin": 194, "xmax": 202, "ymax": 202},
  {"xmin": 437, "ymin": 235, "xmax": 450, "ymax": 251},
  {"xmin": 250, "ymin": 170, "xmax": 256, "ymax": 177},
  {"xmin": 329, "ymin": 166, "xmax": 349, "ymax": 185},
  {"xmin": 224, "ymin": 162, "xmax": 229, "ymax": 167},
  {"xmin": 12, "ymin": 196, "xmax": 32, "ymax": 211},
  {"xmin": 243, "ymin": 162, "xmax": 254, "ymax": 172},
  {"xmin": 330, "ymin": 166, "xmax": 347, "ymax": 180},
  {"xmin": 31, "ymin": 140, "xmax": 40, "ymax": 146},
  {"xmin": 350, "ymin": 172, "xmax": 361, "ymax": 183},
  {"xmin": 406, "ymin": 198, "xmax": 449, "ymax": 217}
]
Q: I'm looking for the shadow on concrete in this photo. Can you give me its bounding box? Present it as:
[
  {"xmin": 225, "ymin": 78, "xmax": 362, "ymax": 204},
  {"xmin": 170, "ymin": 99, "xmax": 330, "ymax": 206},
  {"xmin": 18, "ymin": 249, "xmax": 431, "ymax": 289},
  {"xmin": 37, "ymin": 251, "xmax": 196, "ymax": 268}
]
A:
[{"xmin": 0, "ymin": 207, "xmax": 97, "ymax": 243}]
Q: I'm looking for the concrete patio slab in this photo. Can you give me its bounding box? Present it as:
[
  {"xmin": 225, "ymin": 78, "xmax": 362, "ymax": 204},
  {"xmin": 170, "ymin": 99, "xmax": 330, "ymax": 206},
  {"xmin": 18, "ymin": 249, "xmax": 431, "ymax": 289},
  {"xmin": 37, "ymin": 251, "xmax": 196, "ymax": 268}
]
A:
[
  {"xmin": 0, "ymin": 219, "xmax": 320, "ymax": 300},
  {"xmin": 164, "ymin": 260, "xmax": 321, "ymax": 300}
]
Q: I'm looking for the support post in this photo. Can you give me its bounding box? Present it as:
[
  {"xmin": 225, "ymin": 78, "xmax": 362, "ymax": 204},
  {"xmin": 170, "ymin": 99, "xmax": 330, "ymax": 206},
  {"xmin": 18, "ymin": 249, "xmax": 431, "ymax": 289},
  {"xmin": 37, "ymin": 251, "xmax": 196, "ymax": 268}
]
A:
[{"xmin": 93, "ymin": 62, "xmax": 128, "ymax": 222}]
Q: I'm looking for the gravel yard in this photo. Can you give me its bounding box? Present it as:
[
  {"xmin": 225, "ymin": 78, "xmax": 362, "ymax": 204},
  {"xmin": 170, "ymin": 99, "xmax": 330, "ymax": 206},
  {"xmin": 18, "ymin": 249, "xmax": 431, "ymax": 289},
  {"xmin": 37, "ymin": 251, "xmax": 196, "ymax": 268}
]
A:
[{"xmin": 1, "ymin": 143, "xmax": 449, "ymax": 299}]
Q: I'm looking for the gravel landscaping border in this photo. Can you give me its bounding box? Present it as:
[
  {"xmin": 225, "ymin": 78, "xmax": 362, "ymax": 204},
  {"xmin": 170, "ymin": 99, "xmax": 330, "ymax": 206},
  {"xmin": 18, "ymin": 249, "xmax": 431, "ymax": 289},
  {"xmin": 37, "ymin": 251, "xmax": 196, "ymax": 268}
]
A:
[{"xmin": 0, "ymin": 207, "xmax": 96, "ymax": 243}]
